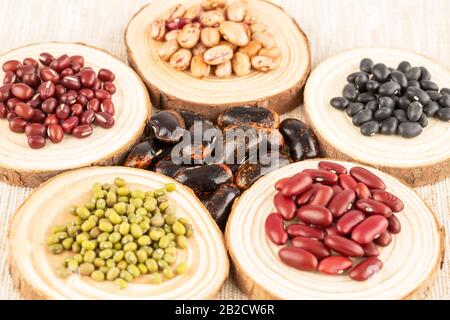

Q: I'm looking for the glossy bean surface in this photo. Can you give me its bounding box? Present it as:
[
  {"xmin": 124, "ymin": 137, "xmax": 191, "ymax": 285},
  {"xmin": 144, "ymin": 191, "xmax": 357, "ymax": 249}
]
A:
[
  {"xmin": 278, "ymin": 247, "xmax": 318, "ymax": 271},
  {"xmin": 265, "ymin": 213, "xmax": 288, "ymax": 245},
  {"xmin": 351, "ymin": 215, "xmax": 389, "ymax": 244}
]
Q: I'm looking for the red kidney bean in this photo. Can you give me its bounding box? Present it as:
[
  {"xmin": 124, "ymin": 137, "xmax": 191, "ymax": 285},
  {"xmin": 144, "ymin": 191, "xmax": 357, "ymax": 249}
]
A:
[
  {"xmin": 25, "ymin": 123, "xmax": 46, "ymax": 137},
  {"xmin": 39, "ymin": 52, "xmax": 54, "ymax": 66},
  {"xmin": 331, "ymin": 184, "xmax": 343, "ymax": 194},
  {"xmin": 94, "ymin": 89, "xmax": 111, "ymax": 101},
  {"xmin": 15, "ymin": 65, "xmax": 35, "ymax": 79},
  {"xmin": 388, "ymin": 215, "xmax": 401, "ymax": 234},
  {"xmin": 78, "ymin": 88, "xmax": 94, "ymax": 100},
  {"xmin": 295, "ymin": 184, "xmax": 319, "ymax": 205},
  {"xmin": 69, "ymin": 55, "xmax": 84, "ymax": 68},
  {"xmin": 356, "ymin": 199, "xmax": 392, "ymax": 217},
  {"xmin": 44, "ymin": 114, "xmax": 59, "ymax": 126},
  {"xmin": 95, "ymin": 112, "xmax": 115, "ymax": 129},
  {"xmin": 71, "ymin": 103, "xmax": 83, "ymax": 116},
  {"xmin": 9, "ymin": 118, "xmax": 27, "ymax": 133},
  {"xmin": 338, "ymin": 174, "xmax": 358, "ymax": 190},
  {"xmin": 11, "ymin": 83, "xmax": 33, "ymax": 100},
  {"xmin": 41, "ymin": 98, "xmax": 57, "ymax": 114},
  {"xmin": 275, "ymin": 177, "xmax": 289, "ymax": 191},
  {"xmin": 325, "ymin": 225, "xmax": 338, "ymax": 236},
  {"xmin": 2, "ymin": 60, "xmax": 22, "ymax": 72},
  {"xmin": 103, "ymin": 81, "xmax": 116, "ymax": 95},
  {"xmin": 318, "ymin": 161, "xmax": 347, "ymax": 174},
  {"xmin": 27, "ymin": 135, "xmax": 46, "ymax": 149},
  {"xmin": 297, "ymin": 205, "xmax": 333, "ymax": 227},
  {"xmin": 54, "ymin": 84, "xmax": 66, "ymax": 98},
  {"xmin": 60, "ymin": 67, "xmax": 74, "ymax": 78},
  {"xmin": 309, "ymin": 185, "xmax": 334, "ymax": 206},
  {"xmin": 7, "ymin": 97, "xmax": 22, "ymax": 110},
  {"xmin": 61, "ymin": 75, "xmax": 81, "ymax": 90},
  {"xmin": 374, "ymin": 231, "xmax": 392, "ymax": 247},
  {"xmin": 47, "ymin": 124, "xmax": 64, "ymax": 143},
  {"xmin": 3, "ymin": 71, "xmax": 17, "ymax": 84},
  {"xmin": 286, "ymin": 224, "xmax": 325, "ymax": 240},
  {"xmin": 100, "ymin": 99, "xmax": 115, "ymax": 115},
  {"xmin": 0, "ymin": 102, "xmax": 7, "ymax": 118},
  {"xmin": 80, "ymin": 68, "xmax": 96, "ymax": 88},
  {"xmin": 318, "ymin": 256, "xmax": 353, "ymax": 275},
  {"xmin": 98, "ymin": 68, "xmax": 115, "ymax": 82},
  {"xmin": 61, "ymin": 116, "xmax": 79, "ymax": 134},
  {"xmin": 349, "ymin": 257, "xmax": 383, "ymax": 281},
  {"xmin": 23, "ymin": 57, "xmax": 38, "ymax": 69},
  {"xmin": 22, "ymin": 72, "xmax": 41, "ymax": 88},
  {"xmin": 80, "ymin": 109, "xmax": 95, "ymax": 125},
  {"xmin": 362, "ymin": 242, "xmax": 380, "ymax": 257},
  {"xmin": 265, "ymin": 213, "xmax": 288, "ymax": 245},
  {"xmin": 72, "ymin": 124, "xmax": 93, "ymax": 139},
  {"xmin": 371, "ymin": 190, "xmax": 404, "ymax": 213},
  {"xmin": 350, "ymin": 166, "xmax": 386, "ymax": 190},
  {"xmin": 55, "ymin": 104, "xmax": 70, "ymax": 120},
  {"xmin": 87, "ymin": 98, "xmax": 100, "ymax": 112},
  {"xmin": 328, "ymin": 189, "xmax": 356, "ymax": 218},
  {"xmin": 38, "ymin": 81, "xmax": 55, "ymax": 100},
  {"xmin": 280, "ymin": 172, "xmax": 313, "ymax": 197},
  {"xmin": 278, "ymin": 247, "xmax": 318, "ymax": 271},
  {"xmin": 39, "ymin": 67, "xmax": 59, "ymax": 83},
  {"xmin": 273, "ymin": 192, "xmax": 296, "ymax": 220},
  {"xmin": 303, "ymin": 169, "xmax": 338, "ymax": 185},
  {"xmin": 291, "ymin": 237, "xmax": 331, "ymax": 259},
  {"xmin": 15, "ymin": 103, "xmax": 35, "ymax": 120},
  {"xmin": 50, "ymin": 54, "xmax": 70, "ymax": 72},
  {"xmin": 0, "ymin": 84, "xmax": 12, "ymax": 102},
  {"xmin": 29, "ymin": 109, "xmax": 46, "ymax": 123},
  {"xmin": 324, "ymin": 235, "xmax": 364, "ymax": 257},
  {"xmin": 336, "ymin": 210, "xmax": 366, "ymax": 235},
  {"xmin": 355, "ymin": 182, "xmax": 371, "ymax": 200},
  {"xmin": 351, "ymin": 215, "xmax": 389, "ymax": 244}
]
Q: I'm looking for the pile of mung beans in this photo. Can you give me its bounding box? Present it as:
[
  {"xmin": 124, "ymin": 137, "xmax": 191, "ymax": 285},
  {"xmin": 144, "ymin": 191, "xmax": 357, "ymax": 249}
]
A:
[{"xmin": 47, "ymin": 178, "xmax": 193, "ymax": 289}]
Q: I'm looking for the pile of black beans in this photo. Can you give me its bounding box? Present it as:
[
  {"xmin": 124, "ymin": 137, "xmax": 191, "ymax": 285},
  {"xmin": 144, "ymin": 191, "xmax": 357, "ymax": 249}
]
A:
[{"xmin": 330, "ymin": 58, "xmax": 450, "ymax": 138}]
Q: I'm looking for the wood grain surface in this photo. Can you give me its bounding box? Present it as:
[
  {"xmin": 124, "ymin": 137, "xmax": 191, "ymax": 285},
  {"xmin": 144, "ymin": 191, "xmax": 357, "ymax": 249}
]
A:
[{"xmin": 0, "ymin": 0, "xmax": 449, "ymax": 300}]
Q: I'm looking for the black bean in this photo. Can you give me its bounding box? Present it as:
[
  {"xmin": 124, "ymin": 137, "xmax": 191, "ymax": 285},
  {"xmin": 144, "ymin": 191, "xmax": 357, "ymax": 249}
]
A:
[
  {"xmin": 420, "ymin": 80, "xmax": 439, "ymax": 91},
  {"xmin": 366, "ymin": 80, "xmax": 380, "ymax": 93},
  {"xmin": 419, "ymin": 67, "xmax": 431, "ymax": 81},
  {"xmin": 406, "ymin": 87, "xmax": 431, "ymax": 105},
  {"xmin": 397, "ymin": 61, "xmax": 411, "ymax": 73},
  {"xmin": 397, "ymin": 96, "xmax": 411, "ymax": 110},
  {"xmin": 407, "ymin": 101, "xmax": 423, "ymax": 122},
  {"xmin": 423, "ymin": 101, "xmax": 440, "ymax": 117},
  {"xmin": 347, "ymin": 72, "xmax": 359, "ymax": 83},
  {"xmin": 352, "ymin": 109, "xmax": 373, "ymax": 127},
  {"xmin": 437, "ymin": 108, "xmax": 450, "ymax": 121},
  {"xmin": 380, "ymin": 117, "xmax": 399, "ymax": 135},
  {"xmin": 360, "ymin": 58, "xmax": 374, "ymax": 74},
  {"xmin": 330, "ymin": 97, "xmax": 349, "ymax": 110},
  {"xmin": 346, "ymin": 102, "xmax": 364, "ymax": 117},
  {"xmin": 360, "ymin": 121, "xmax": 380, "ymax": 136},
  {"xmin": 426, "ymin": 90, "xmax": 442, "ymax": 101},
  {"xmin": 343, "ymin": 83, "xmax": 358, "ymax": 101},
  {"xmin": 356, "ymin": 92, "xmax": 376, "ymax": 103},
  {"xmin": 379, "ymin": 96, "xmax": 395, "ymax": 109},
  {"xmin": 407, "ymin": 80, "xmax": 420, "ymax": 89},
  {"xmin": 374, "ymin": 107, "xmax": 393, "ymax": 121},
  {"xmin": 438, "ymin": 95, "xmax": 450, "ymax": 108},
  {"xmin": 405, "ymin": 67, "xmax": 421, "ymax": 81},
  {"xmin": 365, "ymin": 100, "xmax": 379, "ymax": 112},
  {"xmin": 355, "ymin": 72, "xmax": 369, "ymax": 90},
  {"xmin": 390, "ymin": 71, "xmax": 408, "ymax": 88},
  {"xmin": 418, "ymin": 114, "xmax": 428, "ymax": 128},
  {"xmin": 441, "ymin": 88, "xmax": 450, "ymax": 95},
  {"xmin": 394, "ymin": 109, "xmax": 409, "ymax": 122},
  {"xmin": 398, "ymin": 122, "xmax": 422, "ymax": 138},
  {"xmin": 372, "ymin": 63, "xmax": 390, "ymax": 82},
  {"xmin": 378, "ymin": 81, "xmax": 401, "ymax": 96}
]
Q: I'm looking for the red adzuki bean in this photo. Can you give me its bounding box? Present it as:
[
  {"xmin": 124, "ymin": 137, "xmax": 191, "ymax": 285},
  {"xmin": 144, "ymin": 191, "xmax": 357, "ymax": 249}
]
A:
[
  {"xmin": 15, "ymin": 103, "xmax": 35, "ymax": 120},
  {"xmin": 351, "ymin": 215, "xmax": 389, "ymax": 244},
  {"xmin": 388, "ymin": 215, "xmax": 401, "ymax": 234},
  {"xmin": 39, "ymin": 67, "xmax": 59, "ymax": 84},
  {"xmin": 338, "ymin": 174, "xmax": 358, "ymax": 190},
  {"xmin": 69, "ymin": 55, "xmax": 84, "ymax": 67},
  {"xmin": 324, "ymin": 235, "xmax": 364, "ymax": 257},
  {"xmin": 336, "ymin": 210, "xmax": 366, "ymax": 235},
  {"xmin": 61, "ymin": 116, "xmax": 79, "ymax": 134},
  {"xmin": 44, "ymin": 114, "xmax": 59, "ymax": 126},
  {"xmin": 286, "ymin": 224, "xmax": 325, "ymax": 240},
  {"xmin": 23, "ymin": 57, "xmax": 38, "ymax": 68},
  {"xmin": 362, "ymin": 242, "xmax": 380, "ymax": 257},
  {"xmin": 47, "ymin": 124, "xmax": 64, "ymax": 143},
  {"xmin": 80, "ymin": 68, "xmax": 96, "ymax": 88},
  {"xmin": 60, "ymin": 67, "xmax": 74, "ymax": 78},
  {"xmin": 61, "ymin": 75, "xmax": 81, "ymax": 90},
  {"xmin": 374, "ymin": 231, "xmax": 392, "ymax": 247},
  {"xmin": 98, "ymin": 68, "xmax": 115, "ymax": 82},
  {"xmin": 356, "ymin": 199, "xmax": 392, "ymax": 217},
  {"xmin": 318, "ymin": 256, "xmax": 352, "ymax": 275},
  {"xmin": 27, "ymin": 93, "xmax": 42, "ymax": 108},
  {"xmin": 291, "ymin": 237, "xmax": 331, "ymax": 259},
  {"xmin": 25, "ymin": 123, "xmax": 46, "ymax": 137},
  {"xmin": 273, "ymin": 192, "xmax": 296, "ymax": 221},
  {"xmin": 23, "ymin": 72, "xmax": 41, "ymax": 88},
  {"xmin": 80, "ymin": 110, "xmax": 95, "ymax": 125},
  {"xmin": 280, "ymin": 172, "xmax": 313, "ymax": 197},
  {"xmin": 350, "ymin": 166, "xmax": 386, "ymax": 190},
  {"xmin": 303, "ymin": 169, "xmax": 338, "ymax": 185},
  {"xmin": 38, "ymin": 81, "xmax": 55, "ymax": 100},
  {"xmin": 278, "ymin": 247, "xmax": 318, "ymax": 271},
  {"xmin": 27, "ymin": 135, "xmax": 46, "ymax": 149},
  {"xmin": 265, "ymin": 213, "xmax": 288, "ymax": 245},
  {"xmin": 11, "ymin": 83, "xmax": 33, "ymax": 100},
  {"xmin": 103, "ymin": 81, "xmax": 116, "ymax": 94},
  {"xmin": 0, "ymin": 103, "xmax": 7, "ymax": 118},
  {"xmin": 15, "ymin": 65, "xmax": 35, "ymax": 79},
  {"xmin": 318, "ymin": 161, "xmax": 347, "ymax": 174},
  {"xmin": 94, "ymin": 89, "xmax": 111, "ymax": 101},
  {"xmin": 355, "ymin": 182, "xmax": 371, "ymax": 199},
  {"xmin": 349, "ymin": 257, "xmax": 383, "ymax": 281},
  {"xmin": 29, "ymin": 109, "xmax": 46, "ymax": 124},
  {"xmin": 72, "ymin": 124, "xmax": 93, "ymax": 139},
  {"xmin": 309, "ymin": 185, "xmax": 334, "ymax": 207},
  {"xmin": 9, "ymin": 118, "xmax": 27, "ymax": 133},
  {"xmin": 2, "ymin": 60, "xmax": 22, "ymax": 72},
  {"xmin": 55, "ymin": 103, "xmax": 70, "ymax": 120},
  {"xmin": 38, "ymin": 53, "xmax": 54, "ymax": 66},
  {"xmin": 101, "ymin": 99, "xmax": 115, "ymax": 116},
  {"xmin": 3, "ymin": 71, "xmax": 16, "ymax": 85},
  {"xmin": 71, "ymin": 103, "xmax": 84, "ymax": 117},
  {"xmin": 297, "ymin": 205, "xmax": 333, "ymax": 227},
  {"xmin": 87, "ymin": 98, "xmax": 100, "ymax": 112},
  {"xmin": 41, "ymin": 98, "xmax": 58, "ymax": 114},
  {"xmin": 50, "ymin": 54, "xmax": 71, "ymax": 72},
  {"xmin": 371, "ymin": 190, "xmax": 404, "ymax": 213},
  {"xmin": 328, "ymin": 189, "xmax": 356, "ymax": 218}
]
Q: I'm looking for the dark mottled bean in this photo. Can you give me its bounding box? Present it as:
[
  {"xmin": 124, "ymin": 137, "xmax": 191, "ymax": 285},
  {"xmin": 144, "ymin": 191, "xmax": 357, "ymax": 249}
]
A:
[
  {"xmin": 406, "ymin": 101, "xmax": 423, "ymax": 121},
  {"xmin": 175, "ymin": 164, "xmax": 233, "ymax": 193},
  {"xmin": 420, "ymin": 80, "xmax": 439, "ymax": 91},
  {"xmin": 330, "ymin": 97, "xmax": 349, "ymax": 110},
  {"xmin": 372, "ymin": 63, "xmax": 390, "ymax": 82},
  {"xmin": 390, "ymin": 71, "xmax": 408, "ymax": 88},
  {"xmin": 343, "ymin": 83, "xmax": 358, "ymax": 101},
  {"xmin": 378, "ymin": 81, "xmax": 401, "ymax": 96},
  {"xmin": 405, "ymin": 67, "xmax": 421, "ymax": 81},
  {"xmin": 149, "ymin": 110, "xmax": 186, "ymax": 143},
  {"xmin": 346, "ymin": 102, "xmax": 364, "ymax": 117},
  {"xmin": 279, "ymin": 119, "xmax": 319, "ymax": 161},
  {"xmin": 373, "ymin": 108, "xmax": 392, "ymax": 121},
  {"xmin": 366, "ymin": 80, "xmax": 380, "ymax": 93},
  {"xmin": 397, "ymin": 61, "xmax": 411, "ymax": 73},
  {"xmin": 206, "ymin": 184, "xmax": 241, "ymax": 230},
  {"xmin": 360, "ymin": 121, "xmax": 380, "ymax": 136},
  {"xmin": 398, "ymin": 122, "xmax": 422, "ymax": 138},
  {"xmin": 360, "ymin": 58, "xmax": 374, "ymax": 73},
  {"xmin": 356, "ymin": 92, "xmax": 376, "ymax": 103},
  {"xmin": 437, "ymin": 108, "xmax": 450, "ymax": 121},
  {"xmin": 217, "ymin": 106, "xmax": 279, "ymax": 129},
  {"xmin": 380, "ymin": 117, "xmax": 399, "ymax": 135},
  {"xmin": 352, "ymin": 109, "xmax": 373, "ymax": 127}
]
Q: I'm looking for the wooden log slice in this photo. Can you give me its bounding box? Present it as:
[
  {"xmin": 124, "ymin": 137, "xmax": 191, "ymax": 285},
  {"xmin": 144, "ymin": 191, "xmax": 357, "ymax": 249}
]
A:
[
  {"xmin": 304, "ymin": 48, "xmax": 450, "ymax": 187},
  {"xmin": 226, "ymin": 160, "xmax": 444, "ymax": 300},
  {"xmin": 125, "ymin": 0, "xmax": 311, "ymax": 120},
  {"xmin": 0, "ymin": 43, "xmax": 151, "ymax": 187},
  {"xmin": 9, "ymin": 166, "xmax": 229, "ymax": 299}
]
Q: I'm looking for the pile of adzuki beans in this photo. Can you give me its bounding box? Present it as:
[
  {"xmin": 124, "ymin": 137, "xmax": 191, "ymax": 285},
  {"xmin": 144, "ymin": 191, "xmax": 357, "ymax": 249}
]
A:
[
  {"xmin": 0, "ymin": 53, "xmax": 116, "ymax": 149},
  {"xmin": 265, "ymin": 161, "xmax": 404, "ymax": 281}
]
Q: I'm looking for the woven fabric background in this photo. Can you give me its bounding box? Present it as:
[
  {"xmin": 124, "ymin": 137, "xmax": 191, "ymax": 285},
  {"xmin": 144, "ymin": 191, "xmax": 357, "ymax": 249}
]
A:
[{"xmin": 0, "ymin": 0, "xmax": 449, "ymax": 299}]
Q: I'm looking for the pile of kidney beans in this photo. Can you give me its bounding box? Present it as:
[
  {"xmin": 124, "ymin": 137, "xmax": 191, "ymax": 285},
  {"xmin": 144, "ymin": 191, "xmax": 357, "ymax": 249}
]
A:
[
  {"xmin": 330, "ymin": 58, "xmax": 450, "ymax": 138},
  {"xmin": 0, "ymin": 53, "xmax": 116, "ymax": 149},
  {"xmin": 265, "ymin": 160, "xmax": 404, "ymax": 281}
]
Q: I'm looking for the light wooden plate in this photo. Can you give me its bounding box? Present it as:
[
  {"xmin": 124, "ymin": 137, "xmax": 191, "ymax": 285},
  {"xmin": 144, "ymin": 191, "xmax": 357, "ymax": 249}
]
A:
[
  {"xmin": 225, "ymin": 160, "xmax": 444, "ymax": 300},
  {"xmin": 8, "ymin": 166, "xmax": 229, "ymax": 299},
  {"xmin": 125, "ymin": 0, "xmax": 311, "ymax": 120},
  {"xmin": 304, "ymin": 48, "xmax": 450, "ymax": 187},
  {"xmin": 0, "ymin": 42, "xmax": 151, "ymax": 187}
]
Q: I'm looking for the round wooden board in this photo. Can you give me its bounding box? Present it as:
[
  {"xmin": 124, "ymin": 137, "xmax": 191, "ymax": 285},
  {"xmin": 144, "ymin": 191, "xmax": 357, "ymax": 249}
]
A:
[
  {"xmin": 125, "ymin": 0, "xmax": 311, "ymax": 120},
  {"xmin": 225, "ymin": 160, "xmax": 444, "ymax": 300},
  {"xmin": 8, "ymin": 166, "xmax": 229, "ymax": 300},
  {"xmin": 0, "ymin": 42, "xmax": 151, "ymax": 188},
  {"xmin": 304, "ymin": 48, "xmax": 450, "ymax": 187}
]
